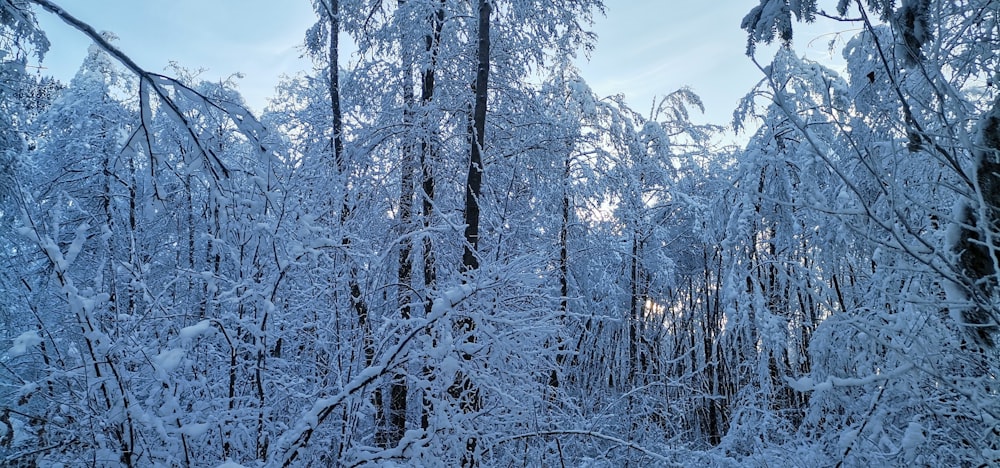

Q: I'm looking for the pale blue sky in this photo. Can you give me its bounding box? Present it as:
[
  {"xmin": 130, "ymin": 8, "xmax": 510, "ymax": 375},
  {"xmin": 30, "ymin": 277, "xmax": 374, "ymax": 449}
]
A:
[{"xmin": 32, "ymin": 1, "xmax": 849, "ymax": 128}]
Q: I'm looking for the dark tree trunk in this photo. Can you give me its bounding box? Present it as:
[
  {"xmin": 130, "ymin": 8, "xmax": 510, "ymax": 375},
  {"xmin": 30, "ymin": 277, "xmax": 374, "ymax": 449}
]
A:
[
  {"xmin": 462, "ymin": 0, "xmax": 491, "ymax": 272},
  {"xmin": 456, "ymin": 2, "xmax": 491, "ymax": 466},
  {"xmin": 549, "ymin": 155, "xmax": 571, "ymax": 391},
  {"xmin": 329, "ymin": 0, "xmax": 344, "ymax": 167},
  {"xmin": 955, "ymin": 98, "xmax": 1000, "ymax": 347},
  {"xmin": 419, "ymin": 0, "xmax": 444, "ymax": 433}
]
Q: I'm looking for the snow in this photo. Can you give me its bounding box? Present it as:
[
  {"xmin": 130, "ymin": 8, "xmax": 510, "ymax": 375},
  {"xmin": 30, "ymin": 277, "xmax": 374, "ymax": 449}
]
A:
[
  {"xmin": 18, "ymin": 381, "xmax": 39, "ymax": 399},
  {"xmin": 785, "ymin": 363, "xmax": 914, "ymax": 392},
  {"xmin": 177, "ymin": 320, "xmax": 213, "ymax": 343},
  {"xmin": 432, "ymin": 283, "xmax": 475, "ymax": 317},
  {"xmin": 901, "ymin": 421, "xmax": 925, "ymax": 462},
  {"xmin": 179, "ymin": 320, "xmax": 214, "ymax": 341},
  {"xmin": 838, "ymin": 428, "xmax": 859, "ymax": 452},
  {"xmin": 438, "ymin": 355, "xmax": 460, "ymax": 381},
  {"xmin": 983, "ymin": 449, "xmax": 1000, "ymax": 462},
  {"xmin": 180, "ymin": 422, "xmax": 211, "ymax": 437},
  {"xmin": 786, "ymin": 376, "xmax": 814, "ymax": 392},
  {"xmin": 42, "ymin": 235, "xmax": 66, "ymax": 271},
  {"xmin": 7, "ymin": 330, "xmax": 42, "ymax": 357},
  {"xmin": 215, "ymin": 462, "xmax": 247, "ymax": 468},
  {"xmin": 12, "ymin": 3, "xmax": 1000, "ymax": 466},
  {"xmin": 63, "ymin": 222, "xmax": 90, "ymax": 268},
  {"xmin": 3, "ymin": 414, "xmax": 32, "ymax": 448},
  {"xmin": 154, "ymin": 348, "xmax": 185, "ymax": 378}
]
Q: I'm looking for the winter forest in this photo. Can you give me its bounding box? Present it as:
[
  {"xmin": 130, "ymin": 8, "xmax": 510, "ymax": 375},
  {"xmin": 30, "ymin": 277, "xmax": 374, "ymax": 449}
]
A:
[{"xmin": 2, "ymin": 0, "xmax": 1000, "ymax": 466}]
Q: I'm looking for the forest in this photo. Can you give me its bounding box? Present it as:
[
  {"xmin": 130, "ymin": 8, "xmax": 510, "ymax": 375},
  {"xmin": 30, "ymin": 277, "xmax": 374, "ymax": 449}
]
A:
[{"xmin": 2, "ymin": 0, "xmax": 999, "ymax": 466}]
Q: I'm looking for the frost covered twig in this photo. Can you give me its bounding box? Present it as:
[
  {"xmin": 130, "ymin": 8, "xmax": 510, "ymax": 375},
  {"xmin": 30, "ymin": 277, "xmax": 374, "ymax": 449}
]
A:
[
  {"xmin": 487, "ymin": 429, "xmax": 680, "ymax": 466},
  {"xmin": 276, "ymin": 282, "xmax": 477, "ymax": 466},
  {"xmin": 29, "ymin": 0, "xmax": 268, "ymax": 185}
]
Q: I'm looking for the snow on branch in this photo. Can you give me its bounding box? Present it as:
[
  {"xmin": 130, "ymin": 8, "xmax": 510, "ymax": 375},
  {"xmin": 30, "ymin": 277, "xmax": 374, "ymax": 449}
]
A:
[
  {"xmin": 786, "ymin": 363, "xmax": 914, "ymax": 392},
  {"xmin": 29, "ymin": 0, "xmax": 269, "ymax": 185},
  {"xmin": 275, "ymin": 282, "xmax": 477, "ymax": 466},
  {"xmin": 488, "ymin": 430, "xmax": 680, "ymax": 466}
]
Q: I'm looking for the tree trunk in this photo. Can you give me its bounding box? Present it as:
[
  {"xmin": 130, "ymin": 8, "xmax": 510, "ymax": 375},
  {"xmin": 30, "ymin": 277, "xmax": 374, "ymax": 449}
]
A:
[
  {"xmin": 549, "ymin": 155, "xmax": 571, "ymax": 391},
  {"xmin": 462, "ymin": 0, "xmax": 491, "ymax": 272},
  {"xmin": 456, "ymin": 1, "xmax": 491, "ymax": 465},
  {"xmin": 420, "ymin": 0, "xmax": 444, "ymax": 433},
  {"xmin": 421, "ymin": 0, "xmax": 444, "ymax": 309},
  {"xmin": 329, "ymin": 0, "xmax": 344, "ymax": 167},
  {"xmin": 628, "ymin": 231, "xmax": 640, "ymax": 385}
]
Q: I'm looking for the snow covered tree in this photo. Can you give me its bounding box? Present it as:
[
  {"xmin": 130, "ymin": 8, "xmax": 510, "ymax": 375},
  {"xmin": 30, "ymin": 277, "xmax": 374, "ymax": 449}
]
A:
[{"xmin": 734, "ymin": 0, "xmax": 1000, "ymax": 464}]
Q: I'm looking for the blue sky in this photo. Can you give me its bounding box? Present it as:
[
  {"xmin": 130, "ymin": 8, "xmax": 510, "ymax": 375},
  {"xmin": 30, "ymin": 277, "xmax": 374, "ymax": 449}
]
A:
[{"xmin": 32, "ymin": 1, "xmax": 849, "ymax": 129}]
